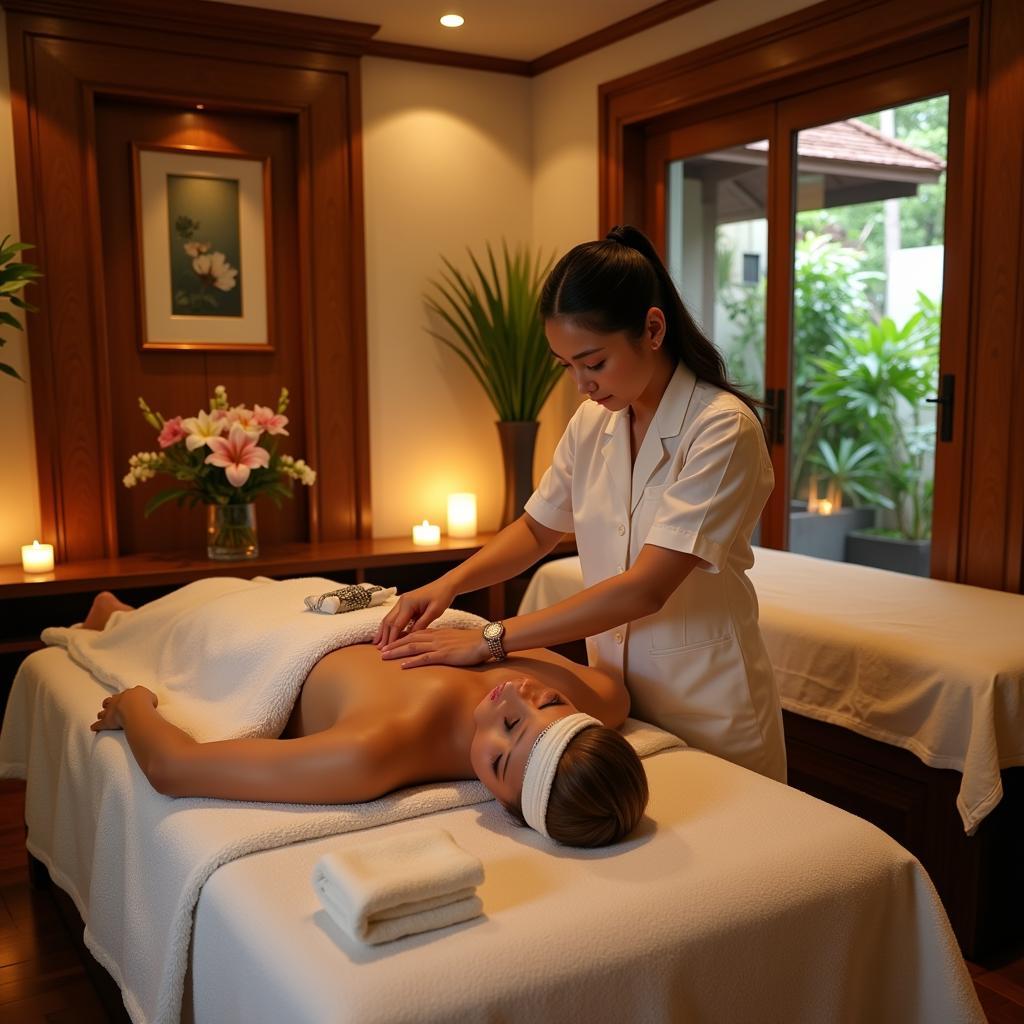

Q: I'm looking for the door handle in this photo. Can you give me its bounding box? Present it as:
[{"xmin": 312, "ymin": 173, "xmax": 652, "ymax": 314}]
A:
[
  {"xmin": 926, "ymin": 374, "xmax": 954, "ymax": 443},
  {"xmin": 764, "ymin": 387, "xmax": 786, "ymax": 445}
]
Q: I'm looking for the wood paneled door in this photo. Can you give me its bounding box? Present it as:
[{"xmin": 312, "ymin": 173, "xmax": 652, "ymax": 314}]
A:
[
  {"xmin": 601, "ymin": 0, "xmax": 1024, "ymax": 592},
  {"xmin": 644, "ymin": 52, "xmax": 968, "ymax": 581}
]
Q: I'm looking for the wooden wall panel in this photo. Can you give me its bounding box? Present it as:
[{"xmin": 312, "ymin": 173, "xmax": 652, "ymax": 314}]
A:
[
  {"xmin": 4, "ymin": 1, "xmax": 370, "ymax": 560},
  {"xmin": 94, "ymin": 99, "xmax": 307, "ymax": 555}
]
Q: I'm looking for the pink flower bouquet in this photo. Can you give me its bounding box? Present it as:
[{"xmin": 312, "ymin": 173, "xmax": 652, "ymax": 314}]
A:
[{"xmin": 123, "ymin": 384, "xmax": 316, "ymax": 517}]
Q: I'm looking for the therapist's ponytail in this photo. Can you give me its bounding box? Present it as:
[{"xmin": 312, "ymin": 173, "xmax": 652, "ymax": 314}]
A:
[{"xmin": 540, "ymin": 225, "xmax": 761, "ymax": 418}]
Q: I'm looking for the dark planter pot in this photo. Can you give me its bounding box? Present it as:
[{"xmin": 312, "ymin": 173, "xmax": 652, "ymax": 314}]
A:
[
  {"xmin": 788, "ymin": 503, "xmax": 876, "ymax": 563},
  {"xmin": 845, "ymin": 530, "xmax": 932, "ymax": 577},
  {"xmin": 497, "ymin": 420, "xmax": 539, "ymax": 528}
]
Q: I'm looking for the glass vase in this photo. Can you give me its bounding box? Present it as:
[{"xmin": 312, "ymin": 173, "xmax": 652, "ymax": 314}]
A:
[{"xmin": 207, "ymin": 503, "xmax": 259, "ymax": 560}]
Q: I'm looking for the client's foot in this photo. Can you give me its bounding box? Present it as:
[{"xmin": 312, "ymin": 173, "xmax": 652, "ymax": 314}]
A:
[{"xmin": 81, "ymin": 591, "xmax": 132, "ymax": 631}]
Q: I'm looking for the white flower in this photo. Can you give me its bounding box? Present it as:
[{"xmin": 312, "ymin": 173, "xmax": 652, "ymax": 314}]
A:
[
  {"xmin": 181, "ymin": 408, "xmax": 226, "ymax": 451},
  {"xmin": 192, "ymin": 252, "xmax": 238, "ymax": 292},
  {"xmin": 123, "ymin": 473, "xmax": 136, "ymax": 488},
  {"xmin": 183, "ymin": 241, "xmax": 210, "ymax": 258}
]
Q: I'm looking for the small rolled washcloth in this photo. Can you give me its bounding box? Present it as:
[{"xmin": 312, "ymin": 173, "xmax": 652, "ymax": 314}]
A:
[
  {"xmin": 312, "ymin": 828, "xmax": 485, "ymax": 946},
  {"xmin": 304, "ymin": 583, "xmax": 397, "ymax": 615}
]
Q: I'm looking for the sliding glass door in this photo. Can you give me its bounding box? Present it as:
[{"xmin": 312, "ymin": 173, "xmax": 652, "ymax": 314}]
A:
[{"xmin": 646, "ymin": 53, "xmax": 967, "ymax": 578}]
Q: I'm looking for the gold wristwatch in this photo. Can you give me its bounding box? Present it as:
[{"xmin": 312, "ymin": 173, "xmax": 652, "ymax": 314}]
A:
[{"xmin": 482, "ymin": 620, "xmax": 507, "ymax": 661}]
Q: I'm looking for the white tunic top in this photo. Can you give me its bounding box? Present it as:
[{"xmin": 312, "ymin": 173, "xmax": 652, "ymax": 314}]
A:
[{"xmin": 525, "ymin": 362, "xmax": 786, "ymax": 782}]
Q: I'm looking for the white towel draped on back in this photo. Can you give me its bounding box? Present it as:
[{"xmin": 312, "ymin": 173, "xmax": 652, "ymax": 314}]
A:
[{"xmin": 40, "ymin": 575, "xmax": 486, "ymax": 741}]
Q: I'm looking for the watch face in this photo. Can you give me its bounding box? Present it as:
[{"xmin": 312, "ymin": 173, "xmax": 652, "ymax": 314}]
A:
[{"xmin": 484, "ymin": 622, "xmax": 503, "ymax": 640}]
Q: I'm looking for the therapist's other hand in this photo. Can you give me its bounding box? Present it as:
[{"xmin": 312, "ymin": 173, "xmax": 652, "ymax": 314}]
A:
[
  {"xmin": 379, "ymin": 628, "xmax": 489, "ymax": 669},
  {"xmin": 91, "ymin": 686, "xmax": 158, "ymax": 731},
  {"xmin": 374, "ymin": 581, "xmax": 456, "ymax": 648}
]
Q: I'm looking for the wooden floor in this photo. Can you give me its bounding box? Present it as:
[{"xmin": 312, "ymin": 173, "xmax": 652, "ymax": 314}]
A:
[{"xmin": 0, "ymin": 780, "xmax": 1020, "ymax": 1022}]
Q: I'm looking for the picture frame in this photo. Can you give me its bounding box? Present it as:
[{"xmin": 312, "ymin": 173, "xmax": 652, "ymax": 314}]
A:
[{"xmin": 132, "ymin": 143, "xmax": 273, "ymax": 351}]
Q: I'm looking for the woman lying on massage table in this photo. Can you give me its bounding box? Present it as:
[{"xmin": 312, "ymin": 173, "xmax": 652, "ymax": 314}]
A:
[{"xmin": 84, "ymin": 592, "xmax": 647, "ymax": 848}]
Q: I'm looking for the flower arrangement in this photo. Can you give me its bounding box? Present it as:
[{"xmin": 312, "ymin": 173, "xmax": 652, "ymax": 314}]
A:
[{"xmin": 124, "ymin": 384, "xmax": 316, "ymax": 518}]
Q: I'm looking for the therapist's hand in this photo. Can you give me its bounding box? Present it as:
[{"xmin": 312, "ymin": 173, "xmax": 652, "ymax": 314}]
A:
[
  {"xmin": 379, "ymin": 628, "xmax": 489, "ymax": 668},
  {"xmin": 374, "ymin": 580, "xmax": 457, "ymax": 648}
]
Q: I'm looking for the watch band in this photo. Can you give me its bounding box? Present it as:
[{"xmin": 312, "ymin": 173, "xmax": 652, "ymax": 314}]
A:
[{"xmin": 484, "ymin": 621, "xmax": 507, "ymax": 661}]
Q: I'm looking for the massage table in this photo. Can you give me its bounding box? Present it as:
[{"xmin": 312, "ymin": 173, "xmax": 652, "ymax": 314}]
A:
[
  {"xmin": 518, "ymin": 547, "xmax": 1024, "ymax": 957},
  {"xmin": 0, "ymin": 639, "xmax": 984, "ymax": 1024}
]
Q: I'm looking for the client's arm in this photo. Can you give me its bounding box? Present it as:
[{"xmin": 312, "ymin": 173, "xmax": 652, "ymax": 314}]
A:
[{"xmin": 92, "ymin": 689, "xmax": 408, "ymax": 805}]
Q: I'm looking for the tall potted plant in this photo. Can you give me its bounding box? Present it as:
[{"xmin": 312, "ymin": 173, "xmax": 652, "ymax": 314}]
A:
[
  {"xmin": 0, "ymin": 235, "xmax": 42, "ymax": 382},
  {"xmin": 426, "ymin": 242, "xmax": 559, "ymax": 526},
  {"xmin": 808, "ymin": 295, "xmax": 940, "ymax": 575}
]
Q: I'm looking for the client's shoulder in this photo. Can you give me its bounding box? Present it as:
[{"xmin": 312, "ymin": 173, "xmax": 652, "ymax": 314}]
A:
[{"xmin": 506, "ymin": 649, "xmax": 629, "ymax": 727}]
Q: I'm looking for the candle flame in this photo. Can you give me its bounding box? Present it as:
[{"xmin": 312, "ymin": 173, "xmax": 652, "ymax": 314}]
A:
[{"xmin": 819, "ymin": 498, "xmax": 834, "ymax": 516}]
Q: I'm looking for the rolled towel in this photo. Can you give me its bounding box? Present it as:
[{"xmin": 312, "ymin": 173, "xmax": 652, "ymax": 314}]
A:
[
  {"xmin": 304, "ymin": 583, "xmax": 397, "ymax": 615},
  {"xmin": 311, "ymin": 828, "xmax": 485, "ymax": 945}
]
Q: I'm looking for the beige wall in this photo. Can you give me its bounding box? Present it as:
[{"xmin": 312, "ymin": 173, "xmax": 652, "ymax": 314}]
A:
[
  {"xmin": 361, "ymin": 57, "xmax": 543, "ymax": 538},
  {"xmin": 0, "ymin": 0, "xmax": 819, "ymax": 561},
  {"xmin": 0, "ymin": 10, "xmax": 42, "ymax": 565},
  {"xmin": 530, "ymin": 0, "xmax": 818, "ymax": 259}
]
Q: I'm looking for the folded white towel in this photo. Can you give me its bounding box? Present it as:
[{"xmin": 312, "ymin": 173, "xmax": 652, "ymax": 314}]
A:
[
  {"xmin": 312, "ymin": 828, "xmax": 485, "ymax": 945},
  {"xmin": 304, "ymin": 583, "xmax": 398, "ymax": 615}
]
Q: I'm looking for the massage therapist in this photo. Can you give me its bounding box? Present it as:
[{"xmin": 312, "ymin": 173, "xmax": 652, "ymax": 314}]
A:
[{"xmin": 378, "ymin": 226, "xmax": 785, "ymax": 783}]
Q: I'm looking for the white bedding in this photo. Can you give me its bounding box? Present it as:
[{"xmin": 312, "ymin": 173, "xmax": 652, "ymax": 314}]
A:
[
  {"xmin": 519, "ymin": 550, "xmax": 1024, "ymax": 833},
  {"xmin": 0, "ymin": 641, "xmax": 985, "ymax": 1023},
  {"xmin": 187, "ymin": 747, "xmax": 984, "ymax": 1024},
  {"xmin": 0, "ymin": 647, "xmax": 679, "ymax": 1024}
]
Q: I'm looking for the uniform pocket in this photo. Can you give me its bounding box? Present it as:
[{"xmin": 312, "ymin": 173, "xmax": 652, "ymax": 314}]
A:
[{"xmin": 648, "ymin": 572, "xmax": 732, "ymax": 653}]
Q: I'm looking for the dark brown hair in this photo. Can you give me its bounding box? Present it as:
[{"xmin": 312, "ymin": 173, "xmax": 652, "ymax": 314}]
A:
[
  {"xmin": 507, "ymin": 726, "xmax": 649, "ymax": 848},
  {"xmin": 540, "ymin": 224, "xmax": 760, "ymax": 416}
]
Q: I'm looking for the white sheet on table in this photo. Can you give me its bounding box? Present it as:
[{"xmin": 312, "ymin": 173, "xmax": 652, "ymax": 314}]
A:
[
  {"xmin": 0, "ymin": 647, "xmax": 681, "ymax": 1024},
  {"xmin": 518, "ymin": 551, "xmax": 1024, "ymax": 834},
  {"xmin": 189, "ymin": 748, "xmax": 983, "ymax": 1024}
]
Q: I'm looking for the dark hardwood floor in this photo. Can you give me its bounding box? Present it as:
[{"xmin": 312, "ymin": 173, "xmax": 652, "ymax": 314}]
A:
[{"xmin": 0, "ymin": 778, "xmax": 1020, "ymax": 1022}]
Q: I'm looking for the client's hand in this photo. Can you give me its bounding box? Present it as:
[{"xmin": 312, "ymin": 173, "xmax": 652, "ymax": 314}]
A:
[
  {"xmin": 91, "ymin": 686, "xmax": 159, "ymax": 732},
  {"xmin": 374, "ymin": 580, "xmax": 457, "ymax": 648},
  {"xmin": 379, "ymin": 628, "xmax": 489, "ymax": 669}
]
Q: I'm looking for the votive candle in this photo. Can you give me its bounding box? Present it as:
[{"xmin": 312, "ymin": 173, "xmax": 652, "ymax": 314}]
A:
[
  {"xmin": 412, "ymin": 520, "xmax": 441, "ymax": 546},
  {"xmin": 447, "ymin": 492, "xmax": 477, "ymax": 538},
  {"xmin": 21, "ymin": 539, "xmax": 54, "ymax": 573}
]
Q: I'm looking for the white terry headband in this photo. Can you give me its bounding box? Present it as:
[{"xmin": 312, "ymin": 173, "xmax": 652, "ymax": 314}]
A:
[{"xmin": 521, "ymin": 712, "xmax": 601, "ymax": 838}]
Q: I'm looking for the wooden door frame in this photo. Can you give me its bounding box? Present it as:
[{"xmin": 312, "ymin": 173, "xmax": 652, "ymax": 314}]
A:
[
  {"xmin": 4, "ymin": 0, "xmax": 372, "ymax": 561},
  {"xmin": 600, "ymin": 0, "xmax": 1024, "ymax": 591}
]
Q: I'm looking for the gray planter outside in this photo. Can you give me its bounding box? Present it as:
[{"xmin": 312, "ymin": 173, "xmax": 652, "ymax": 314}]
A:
[
  {"xmin": 845, "ymin": 530, "xmax": 932, "ymax": 577},
  {"xmin": 788, "ymin": 503, "xmax": 877, "ymax": 563}
]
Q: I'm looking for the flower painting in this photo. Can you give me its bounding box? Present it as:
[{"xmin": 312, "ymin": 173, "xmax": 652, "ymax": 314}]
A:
[
  {"xmin": 134, "ymin": 144, "xmax": 271, "ymax": 350},
  {"xmin": 169, "ymin": 177, "xmax": 242, "ymax": 317}
]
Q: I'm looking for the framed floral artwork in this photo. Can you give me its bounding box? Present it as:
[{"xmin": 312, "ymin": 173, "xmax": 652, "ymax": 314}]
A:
[{"xmin": 132, "ymin": 143, "xmax": 273, "ymax": 351}]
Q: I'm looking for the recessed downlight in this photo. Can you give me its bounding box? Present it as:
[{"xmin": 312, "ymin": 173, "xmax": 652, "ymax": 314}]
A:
[{"xmin": 439, "ymin": 14, "xmax": 464, "ymax": 28}]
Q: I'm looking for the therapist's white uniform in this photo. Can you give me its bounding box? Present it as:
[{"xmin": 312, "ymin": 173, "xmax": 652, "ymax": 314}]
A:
[{"xmin": 525, "ymin": 362, "xmax": 786, "ymax": 782}]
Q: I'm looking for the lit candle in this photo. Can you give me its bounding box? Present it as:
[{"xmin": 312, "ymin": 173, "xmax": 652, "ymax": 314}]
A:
[
  {"xmin": 21, "ymin": 539, "xmax": 54, "ymax": 573},
  {"xmin": 447, "ymin": 492, "xmax": 477, "ymax": 538},
  {"xmin": 412, "ymin": 520, "xmax": 441, "ymax": 546},
  {"xmin": 818, "ymin": 498, "xmax": 834, "ymax": 516}
]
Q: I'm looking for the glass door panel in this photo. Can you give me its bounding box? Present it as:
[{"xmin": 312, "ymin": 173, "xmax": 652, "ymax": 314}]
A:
[
  {"xmin": 665, "ymin": 141, "xmax": 769, "ymax": 401},
  {"xmin": 787, "ymin": 97, "xmax": 948, "ymax": 575}
]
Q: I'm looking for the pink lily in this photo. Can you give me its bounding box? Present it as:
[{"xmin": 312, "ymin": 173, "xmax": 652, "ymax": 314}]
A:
[
  {"xmin": 253, "ymin": 404, "xmax": 289, "ymax": 436},
  {"xmin": 158, "ymin": 416, "xmax": 186, "ymax": 449},
  {"xmin": 205, "ymin": 424, "xmax": 270, "ymax": 487}
]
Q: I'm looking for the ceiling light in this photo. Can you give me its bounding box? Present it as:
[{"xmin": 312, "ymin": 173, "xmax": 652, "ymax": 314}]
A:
[
  {"xmin": 439, "ymin": 14, "xmax": 464, "ymax": 28},
  {"xmin": 195, "ymin": 104, "xmax": 205, "ymax": 110}
]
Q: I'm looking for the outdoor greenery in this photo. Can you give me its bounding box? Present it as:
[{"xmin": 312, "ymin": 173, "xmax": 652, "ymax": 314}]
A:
[
  {"xmin": 715, "ymin": 96, "xmax": 948, "ymax": 541},
  {"xmin": 426, "ymin": 242, "xmax": 558, "ymax": 422},
  {"xmin": 0, "ymin": 235, "xmax": 42, "ymax": 382}
]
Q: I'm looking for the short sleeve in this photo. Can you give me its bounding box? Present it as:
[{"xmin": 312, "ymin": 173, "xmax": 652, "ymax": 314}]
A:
[
  {"xmin": 524, "ymin": 409, "xmax": 578, "ymax": 534},
  {"xmin": 644, "ymin": 410, "xmax": 773, "ymax": 573}
]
